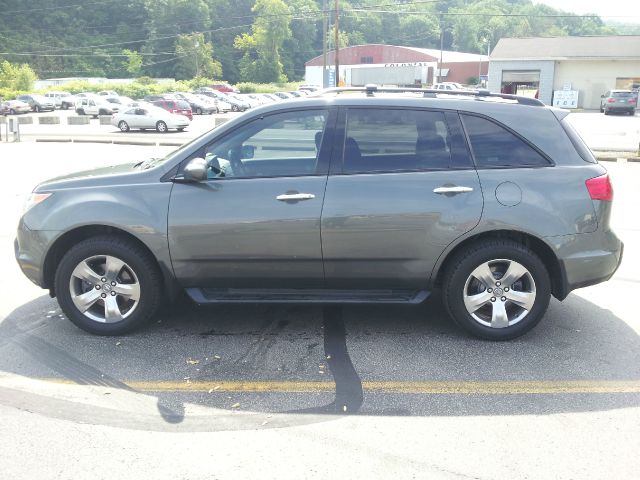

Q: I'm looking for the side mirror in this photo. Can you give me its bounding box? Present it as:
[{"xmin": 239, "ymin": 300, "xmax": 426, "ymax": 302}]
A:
[
  {"xmin": 176, "ymin": 157, "xmax": 208, "ymax": 183},
  {"xmin": 241, "ymin": 144, "xmax": 255, "ymax": 159}
]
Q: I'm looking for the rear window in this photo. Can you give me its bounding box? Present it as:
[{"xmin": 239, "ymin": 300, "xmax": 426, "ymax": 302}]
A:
[
  {"xmin": 612, "ymin": 92, "xmax": 636, "ymax": 98},
  {"xmin": 177, "ymin": 100, "xmax": 190, "ymax": 109},
  {"xmin": 461, "ymin": 114, "xmax": 551, "ymax": 168}
]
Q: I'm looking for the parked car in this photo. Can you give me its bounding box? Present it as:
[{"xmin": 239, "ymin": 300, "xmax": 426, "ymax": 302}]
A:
[
  {"xmin": 273, "ymin": 92, "xmax": 293, "ymax": 100},
  {"xmin": 0, "ymin": 99, "xmax": 31, "ymax": 115},
  {"xmin": 143, "ymin": 95, "xmax": 166, "ymax": 102},
  {"xmin": 194, "ymin": 88, "xmax": 248, "ymax": 112},
  {"xmin": 174, "ymin": 92, "xmax": 217, "ymax": 114},
  {"xmin": 75, "ymin": 97, "xmax": 117, "ymax": 117},
  {"xmin": 432, "ymin": 82, "xmax": 467, "ymax": 91},
  {"xmin": 600, "ymin": 90, "xmax": 637, "ymax": 115},
  {"xmin": 223, "ymin": 93, "xmax": 252, "ymax": 110},
  {"xmin": 16, "ymin": 94, "xmax": 55, "ymax": 112},
  {"xmin": 14, "ymin": 86, "xmax": 622, "ymax": 340},
  {"xmin": 104, "ymin": 96, "xmax": 135, "ymax": 107},
  {"xmin": 209, "ymin": 83, "xmax": 239, "ymax": 93},
  {"xmin": 194, "ymin": 94, "xmax": 230, "ymax": 113},
  {"xmin": 151, "ymin": 99, "xmax": 193, "ymax": 120},
  {"xmin": 44, "ymin": 91, "xmax": 77, "ymax": 109},
  {"xmin": 111, "ymin": 105, "xmax": 189, "ymax": 132},
  {"xmin": 298, "ymin": 84, "xmax": 320, "ymax": 92},
  {"xmin": 98, "ymin": 90, "xmax": 119, "ymax": 97}
]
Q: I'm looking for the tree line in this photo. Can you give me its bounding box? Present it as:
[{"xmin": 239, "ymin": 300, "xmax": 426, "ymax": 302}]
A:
[{"xmin": 0, "ymin": 0, "xmax": 632, "ymax": 84}]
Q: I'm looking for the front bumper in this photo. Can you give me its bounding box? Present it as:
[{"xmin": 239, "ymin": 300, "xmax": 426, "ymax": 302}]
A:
[{"xmin": 14, "ymin": 218, "xmax": 50, "ymax": 288}]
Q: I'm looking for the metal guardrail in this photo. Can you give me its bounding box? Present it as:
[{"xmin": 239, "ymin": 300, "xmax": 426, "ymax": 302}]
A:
[{"xmin": 317, "ymin": 84, "xmax": 545, "ymax": 107}]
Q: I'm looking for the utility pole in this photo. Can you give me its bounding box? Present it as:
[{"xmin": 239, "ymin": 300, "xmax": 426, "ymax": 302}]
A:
[
  {"xmin": 334, "ymin": 0, "xmax": 339, "ymax": 87},
  {"xmin": 194, "ymin": 40, "xmax": 200, "ymax": 78},
  {"xmin": 322, "ymin": 0, "xmax": 328, "ymax": 88},
  {"xmin": 438, "ymin": 14, "xmax": 443, "ymax": 84}
]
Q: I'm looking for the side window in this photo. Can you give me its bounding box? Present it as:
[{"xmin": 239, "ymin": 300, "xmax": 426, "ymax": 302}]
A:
[
  {"xmin": 204, "ymin": 109, "xmax": 328, "ymax": 179},
  {"xmin": 343, "ymin": 108, "xmax": 450, "ymax": 173},
  {"xmin": 461, "ymin": 114, "xmax": 551, "ymax": 168}
]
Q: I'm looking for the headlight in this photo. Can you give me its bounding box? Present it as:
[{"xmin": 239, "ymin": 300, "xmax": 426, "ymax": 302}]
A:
[{"xmin": 23, "ymin": 192, "xmax": 53, "ymax": 213}]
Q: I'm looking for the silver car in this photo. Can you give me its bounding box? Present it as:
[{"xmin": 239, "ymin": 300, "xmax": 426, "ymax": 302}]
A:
[
  {"xmin": 600, "ymin": 90, "xmax": 637, "ymax": 115},
  {"xmin": 15, "ymin": 86, "xmax": 623, "ymax": 340},
  {"xmin": 111, "ymin": 105, "xmax": 189, "ymax": 132}
]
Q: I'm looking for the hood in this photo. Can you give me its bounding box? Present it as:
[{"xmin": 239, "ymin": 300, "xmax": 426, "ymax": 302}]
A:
[{"xmin": 33, "ymin": 161, "xmax": 165, "ymax": 191}]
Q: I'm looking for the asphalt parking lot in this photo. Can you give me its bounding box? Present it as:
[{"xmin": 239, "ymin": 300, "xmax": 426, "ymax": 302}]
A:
[{"xmin": 0, "ymin": 138, "xmax": 639, "ymax": 478}]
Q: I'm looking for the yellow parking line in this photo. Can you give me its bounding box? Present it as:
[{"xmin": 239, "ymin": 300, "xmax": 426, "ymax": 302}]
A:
[{"xmin": 39, "ymin": 379, "xmax": 640, "ymax": 394}]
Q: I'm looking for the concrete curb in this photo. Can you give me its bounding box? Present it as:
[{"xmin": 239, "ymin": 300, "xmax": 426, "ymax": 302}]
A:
[
  {"xmin": 38, "ymin": 116, "xmax": 60, "ymax": 125},
  {"xmin": 67, "ymin": 116, "xmax": 90, "ymax": 125},
  {"xmin": 33, "ymin": 138, "xmax": 183, "ymax": 147}
]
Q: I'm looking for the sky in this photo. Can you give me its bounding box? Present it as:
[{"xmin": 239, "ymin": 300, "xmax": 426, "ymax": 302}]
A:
[{"xmin": 535, "ymin": 0, "xmax": 640, "ymax": 22}]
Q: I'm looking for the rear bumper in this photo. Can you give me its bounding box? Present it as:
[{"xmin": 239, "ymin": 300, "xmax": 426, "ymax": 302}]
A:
[{"xmin": 547, "ymin": 229, "xmax": 623, "ymax": 298}]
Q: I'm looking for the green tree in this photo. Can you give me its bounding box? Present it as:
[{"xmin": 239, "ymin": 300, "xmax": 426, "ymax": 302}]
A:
[
  {"xmin": 234, "ymin": 0, "xmax": 292, "ymax": 82},
  {"xmin": 123, "ymin": 49, "xmax": 144, "ymax": 76},
  {"xmin": 0, "ymin": 61, "xmax": 38, "ymax": 91},
  {"xmin": 174, "ymin": 33, "xmax": 222, "ymax": 80}
]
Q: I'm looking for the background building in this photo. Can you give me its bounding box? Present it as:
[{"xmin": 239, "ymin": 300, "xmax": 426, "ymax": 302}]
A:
[
  {"xmin": 488, "ymin": 36, "xmax": 640, "ymax": 109},
  {"xmin": 305, "ymin": 44, "xmax": 488, "ymax": 88}
]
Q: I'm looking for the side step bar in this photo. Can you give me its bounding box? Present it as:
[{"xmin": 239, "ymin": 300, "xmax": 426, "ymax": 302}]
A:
[{"xmin": 186, "ymin": 288, "xmax": 430, "ymax": 305}]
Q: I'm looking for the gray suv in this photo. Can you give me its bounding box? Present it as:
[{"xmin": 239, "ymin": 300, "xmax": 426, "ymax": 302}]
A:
[{"xmin": 15, "ymin": 87, "xmax": 623, "ymax": 340}]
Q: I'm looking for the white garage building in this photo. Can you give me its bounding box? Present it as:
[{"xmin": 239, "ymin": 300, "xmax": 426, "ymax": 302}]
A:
[{"xmin": 488, "ymin": 36, "xmax": 640, "ymax": 109}]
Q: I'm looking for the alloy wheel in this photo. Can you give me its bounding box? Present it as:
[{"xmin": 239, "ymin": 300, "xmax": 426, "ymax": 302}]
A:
[
  {"xmin": 462, "ymin": 259, "xmax": 536, "ymax": 329},
  {"xmin": 69, "ymin": 255, "xmax": 141, "ymax": 323}
]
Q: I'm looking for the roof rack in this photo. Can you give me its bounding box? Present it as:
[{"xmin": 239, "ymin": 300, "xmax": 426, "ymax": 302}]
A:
[{"xmin": 317, "ymin": 84, "xmax": 545, "ymax": 107}]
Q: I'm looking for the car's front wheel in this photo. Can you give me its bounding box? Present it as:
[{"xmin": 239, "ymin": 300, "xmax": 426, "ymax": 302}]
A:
[
  {"xmin": 156, "ymin": 120, "xmax": 168, "ymax": 133},
  {"xmin": 118, "ymin": 121, "xmax": 129, "ymax": 132},
  {"xmin": 54, "ymin": 236, "xmax": 162, "ymax": 335},
  {"xmin": 442, "ymin": 240, "xmax": 551, "ymax": 340}
]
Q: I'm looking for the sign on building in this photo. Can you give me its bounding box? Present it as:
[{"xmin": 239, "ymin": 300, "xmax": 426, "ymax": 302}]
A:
[{"xmin": 553, "ymin": 90, "xmax": 579, "ymax": 109}]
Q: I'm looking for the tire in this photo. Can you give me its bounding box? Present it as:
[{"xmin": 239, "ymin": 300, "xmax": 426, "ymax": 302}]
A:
[
  {"xmin": 442, "ymin": 240, "xmax": 551, "ymax": 341},
  {"xmin": 35, "ymin": 105, "xmax": 40, "ymax": 113},
  {"xmin": 196, "ymin": 107, "xmax": 203, "ymax": 115},
  {"xmin": 231, "ymin": 104, "xmax": 239, "ymax": 112},
  {"xmin": 54, "ymin": 236, "xmax": 162, "ymax": 335},
  {"xmin": 156, "ymin": 120, "xmax": 168, "ymax": 133},
  {"xmin": 604, "ymin": 109, "xmax": 609, "ymax": 115},
  {"xmin": 118, "ymin": 121, "xmax": 129, "ymax": 132},
  {"xmin": 9, "ymin": 109, "xmax": 15, "ymax": 115},
  {"xmin": 77, "ymin": 109, "xmax": 85, "ymax": 115},
  {"xmin": 600, "ymin": 106, "xmax": 604, "ymax": 113}
]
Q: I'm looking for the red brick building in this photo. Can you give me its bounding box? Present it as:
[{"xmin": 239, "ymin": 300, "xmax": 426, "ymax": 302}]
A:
[{"xmin": 305, "ymin": 44, "xmax": 488, "ymax": 87}]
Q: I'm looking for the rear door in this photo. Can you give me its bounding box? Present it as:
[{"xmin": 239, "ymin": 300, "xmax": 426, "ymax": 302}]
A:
[{"xmin": 321, "ymin": 107, "xmax": 483, "ymax": 289}]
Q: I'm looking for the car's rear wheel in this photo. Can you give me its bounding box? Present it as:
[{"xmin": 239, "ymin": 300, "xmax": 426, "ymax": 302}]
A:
[
  {"xmin": 77, "ymin": 108, "xmax": 85, "ymax": 115},
  {"xmin": 9, "ymin": 109, "xmax": 15, "ymax": 115},
  {"xmin": 196, "ymin": 107, "xmax": 203, "ymax": 115},
  {"xmin": 35, "ymin": 105, "xmax": 41, "ymax": 113},
  {"xmin": 118, "ymin": 121, "xmax": 129, "ymax": 132},
  {"xmin": 231, "ymin": 104, "xmax": 239, "ymax": 112},
  {"xmin": 54, "ymin": 236, "xmax": 162, "ymax": 335},
  {"xmin": 177, "ymin": 127, "xmax": 185, "ymax": 132},
  {"xmin": 156, "ymin": 120, "xmax": 168, "ymax": 133},
  {"xmin": 442, "ymin": 240, "xmax": 551, "ymax": 340}
]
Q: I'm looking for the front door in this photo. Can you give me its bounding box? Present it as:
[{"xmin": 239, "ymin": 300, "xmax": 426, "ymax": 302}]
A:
[
  {"xmin": 168, "ymin": 108, "xmax": 335, "ymax": 288},
  {"xmin": 321, "ymin": 107, "xmax": 483, "ymax": 289}
]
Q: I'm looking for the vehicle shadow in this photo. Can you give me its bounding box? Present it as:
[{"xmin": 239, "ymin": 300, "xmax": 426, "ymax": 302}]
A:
[{"xmin": 0, "ymin": 291, "xmax": 638, "ymax": 432}]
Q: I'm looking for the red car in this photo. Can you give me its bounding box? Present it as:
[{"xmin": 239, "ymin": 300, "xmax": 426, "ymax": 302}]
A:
[
  {"xmin": 209, "ymin": 83, "xmax": 239, "ymax": 93},
  {"xmin": 152, "ymin": 99, "xmax": 193, "ymax": 120}
]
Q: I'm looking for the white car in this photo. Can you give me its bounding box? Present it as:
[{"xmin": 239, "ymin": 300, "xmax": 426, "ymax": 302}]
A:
[
  {"xmin": 432, "ymin": 82, "xmax": 467, "ymax": 91},
  {"xmin": 195, "ymin": 94, "xmax": 231, "ymax": 113},
  {"xmin": 111, "ymin": 105, "xmax": 190, "ymax": 133},
  {"xmin": 44, "ymin": 91, "xmax": 77, "ymax": 109},
  {"xmin": 75, "ymin": 97, "xmax": 118, "ymax": 117}
]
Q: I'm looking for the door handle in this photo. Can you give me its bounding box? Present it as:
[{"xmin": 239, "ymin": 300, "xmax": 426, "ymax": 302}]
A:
[
  {"xmin": 276, "ymin": 193, "xmax": 316, "ymax": 201},
  {"xmin": 433, "ymin": 186, "xmax": 474, "ymax": 194}
]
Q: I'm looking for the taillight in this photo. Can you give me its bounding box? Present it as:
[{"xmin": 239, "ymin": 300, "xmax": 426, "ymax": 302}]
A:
[
  {"xmin": 607, "ymin": 98, "xmax": 615, "ymax": 103},
  {"xmin": 585, "ymin": 174, "xmax": 613, "ymax": 201}
]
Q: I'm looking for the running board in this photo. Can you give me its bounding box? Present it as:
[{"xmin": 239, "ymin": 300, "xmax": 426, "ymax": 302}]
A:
[{"xmin": 186, "ymin": 288, "xmax": 430, "ymax": 305}]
